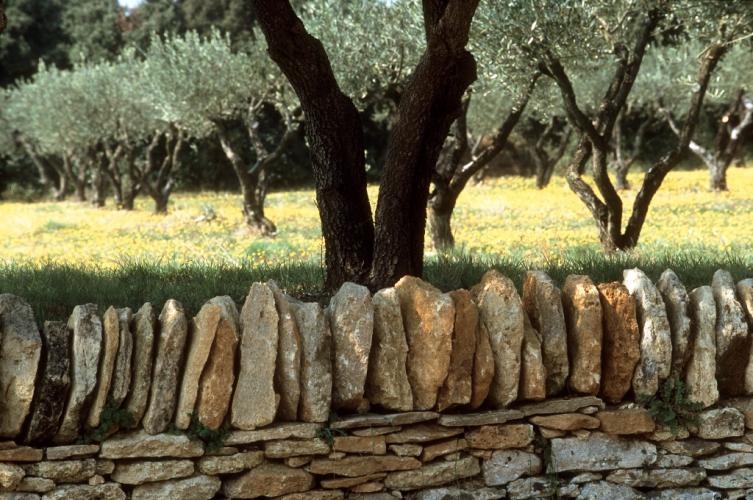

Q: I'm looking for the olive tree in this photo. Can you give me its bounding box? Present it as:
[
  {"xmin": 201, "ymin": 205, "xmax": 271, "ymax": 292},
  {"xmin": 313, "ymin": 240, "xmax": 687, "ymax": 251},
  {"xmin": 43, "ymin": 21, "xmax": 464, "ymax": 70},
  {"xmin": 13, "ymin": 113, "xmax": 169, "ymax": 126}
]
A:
[
  {"xmin": 635, "ymin": 42, "xmax": 753, "ymax": 191},
  {"xmin": 254, "ymin": 0, "xmax": 480, "ymax": 289},
  {"xmin": 143, "ymin": 31, "xmax": 300, "ymax": 234},
  {"xmin": 484, "ymin": 0, "xmax": 752, "ymax": 251}
]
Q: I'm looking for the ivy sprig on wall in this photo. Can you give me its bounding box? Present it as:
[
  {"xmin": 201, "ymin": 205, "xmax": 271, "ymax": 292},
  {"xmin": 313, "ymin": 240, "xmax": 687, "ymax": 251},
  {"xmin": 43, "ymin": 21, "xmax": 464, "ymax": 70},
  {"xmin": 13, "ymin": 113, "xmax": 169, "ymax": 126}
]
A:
[{"xmin": 638, "ymin": 378, "xmax": 703, "ymax": 435}]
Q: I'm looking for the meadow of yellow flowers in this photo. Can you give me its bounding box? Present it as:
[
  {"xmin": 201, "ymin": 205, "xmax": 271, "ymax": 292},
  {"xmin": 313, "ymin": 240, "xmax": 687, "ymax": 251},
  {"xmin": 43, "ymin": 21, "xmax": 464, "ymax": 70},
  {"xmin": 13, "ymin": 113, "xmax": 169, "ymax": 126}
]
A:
[{"xmin": 1, "ymin": 169, "xmax": 751, "ymax": 269}]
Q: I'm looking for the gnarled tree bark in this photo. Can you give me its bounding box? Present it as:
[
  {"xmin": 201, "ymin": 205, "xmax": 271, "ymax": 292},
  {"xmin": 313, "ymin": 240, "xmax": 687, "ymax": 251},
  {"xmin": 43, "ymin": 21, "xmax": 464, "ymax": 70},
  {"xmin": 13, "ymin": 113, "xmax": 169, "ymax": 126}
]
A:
[{"xmin": 254, "ymin": 0, "xmax": 480, "ymax": 290}]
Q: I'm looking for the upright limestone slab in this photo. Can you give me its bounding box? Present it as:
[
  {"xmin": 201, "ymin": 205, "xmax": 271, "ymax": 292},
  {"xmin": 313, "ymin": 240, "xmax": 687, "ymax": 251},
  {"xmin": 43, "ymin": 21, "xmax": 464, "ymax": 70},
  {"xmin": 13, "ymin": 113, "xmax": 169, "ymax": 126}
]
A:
[
  {"xmin": 686, "ymin": 286, "xmax": 718, "ymax": 407},
  {"xmin": 196, "ymin": 296, "xmax": 240, "ymax": 430},
  {"xmin": 124, "ymin": 303, "xmax": 157, "ymax": 426},
  {"xmin": 519, "ymin": 313, "xmax": 546, "ymax": 401},
  {"xmin": 522, "ymin": 271, "xmax": 569, "ymax": 395},
  {"xmin": 87, "ymin": 306, "xmax": 121, "ymax": 429},
  {"xmin": 365, "ymin": 288, "xmax": 413, "ymax": 412},
  {"xmin": 142, "ymin": 300, "xmax": 188, "ymax": 434},
  {"xmin": 25, "ymin": 321, "xmax": 71, "ymax": 443},
  {"xmin": 624, "ymin": 268, "xmax": 672, "ymax": 397},
  {"xmin": 109, "ymin": 308, "xmax": 133, "ymax": 406},
  {"xmin": 290, "ymin": 301, "xmax": 332, "ymax": 423},
  {"xmin": 562, "ymin": 275, "xmax": 602, "ymax": 395},
  {"xmin": 0, "ymin": 294, "xmax": 42, "ymax": 439},
  {"xmin": 175, "ymin": 302, "xmax": 221, "ymax": 429},
  {"xmin": 597, "ymin": 283, "xmax": 640, "ymax": 404},
  {"xmin": 656, "ymin": 269, "xmax": 692, "ymax": 377},
  {"xmin": 471, "ymin": 270, "xmax": 524, "ymax": 407},
  {"xmin": 712, "ymin": 270, "xmax": 748, "ymax": 396},
  {"xmin": 329, "ymin": 282, "xmax": 374, "ymax": 412},
  {"xmin": 395, "ymin": 276, "xmax": 455, "ymax": 410},
  {"xmin": 55, "ymin": 304, "xmax": 102, "ymax": 444},
  {"xmin": 470, "ymin": 321, "xmax": 495, "ymax": 409},
  {"xmin": 437, "ymin": 290, "xmax": 478, "ymax": 411},
  {"xmin": 231, "ymin": 283, "xmax": 279, "ymax": 429},
  {"xmin": 268, "ymin": 281, "xmax": 302, "ymax": 421},
  {"xmin": 739, "ymin": 279, "xmax": 753, "ymax": 394}
]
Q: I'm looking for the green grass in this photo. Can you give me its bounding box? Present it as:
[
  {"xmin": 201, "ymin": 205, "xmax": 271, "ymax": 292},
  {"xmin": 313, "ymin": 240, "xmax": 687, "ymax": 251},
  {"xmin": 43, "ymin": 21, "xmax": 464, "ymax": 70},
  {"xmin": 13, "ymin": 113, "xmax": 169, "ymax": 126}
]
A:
[{"xmin": 2, "ymin": 248, "xmax": 750, "ymax": 323}]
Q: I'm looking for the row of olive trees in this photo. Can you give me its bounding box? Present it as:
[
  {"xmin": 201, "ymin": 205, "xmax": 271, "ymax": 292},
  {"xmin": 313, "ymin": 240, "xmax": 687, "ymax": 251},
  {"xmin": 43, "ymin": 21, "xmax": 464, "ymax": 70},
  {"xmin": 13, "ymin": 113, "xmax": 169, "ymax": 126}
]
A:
[{"xmin": 1, "ymin": 31, "xmax": 299, "ymax": 234}]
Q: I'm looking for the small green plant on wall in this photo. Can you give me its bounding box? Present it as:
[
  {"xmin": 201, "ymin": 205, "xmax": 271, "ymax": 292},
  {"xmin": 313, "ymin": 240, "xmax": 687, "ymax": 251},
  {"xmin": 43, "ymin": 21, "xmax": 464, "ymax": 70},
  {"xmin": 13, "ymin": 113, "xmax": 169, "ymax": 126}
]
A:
[
  {"xmin": 80, "ymin": 398, "xmax": 135, "ymax": 444},
  {"xmin": 638, "ymin": 378, "xmax": 703, "ymax": 435}
]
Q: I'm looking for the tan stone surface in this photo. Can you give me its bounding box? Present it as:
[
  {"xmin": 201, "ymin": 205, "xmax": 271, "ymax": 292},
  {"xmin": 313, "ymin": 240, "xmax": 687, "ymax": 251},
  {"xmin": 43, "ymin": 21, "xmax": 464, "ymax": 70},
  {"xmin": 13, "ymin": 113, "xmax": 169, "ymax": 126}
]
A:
[
  {"xmin": 333, "ymin": 436, "xmax": 387, "ymax": 454},
  {"xmin": 516, "ymin": 395, "xmax": 604, "ymax": 416},
  {"xmin": 99, "ymin": 431, "xmax": 203, "ymax": 459},
  {"xmin": 320, "ymin": 473, "xmax": 387, "ymax": 489},
  {"xmin": 131, "ymin": 475, "xmax": 220, "ymax": 500},
  {"xmin": 624, "ymin": 268, "xmax": 672, "ymax": 397},
  {"xmin": 87, "ymin": 306, "xmax": 120, "ymax": 429},
  {"xmin": 42, "ymin": 483, "xmax": 126, "ymax": 500},
  {"xmin": 280, "ymin": 491, "xmax": 344, "ymax": 500},
  {"xmin": 46, "ymin": 444, "xmax": 99, "ymax": 461},
  {"xmin": 395, "ymin": 276, "xmax": 454, "ymax": 410},
  {"xmin": 384, "ymin": 424, "xmax": 463, "ymax": 444},
  {"xmin": 352, "ymin": 426, "xmax": 401, "ymax": 436},
  {"xmin": 109, "ymin": 308, "xmax": 133, "ymax": 407},
  {"xmin": 142, "ymin": 300, "xmax": 188, "ymax": 434},
  {"xmin": 597, "ymin": 282, "xmax": 641, "ymax": 403},
  {"xmin": 530, "ymin": 413, "xmax": 600, "ymax": 431},
  {"xmin": 55, "ymin": 304, "xmax": 102, "ymax": 444},
  {"xmin": 437, "ymin": 290, "xmax": 477, "ymax": 411},
  {"xmin": 0, "ymin": 295, "xmax": 42, "ymax": 440},
  {"xmin": 307, "ymin": 456, "xmax": 421, "ymax": 477},
  {"xmin": 596, "ymin": 408, "xmax": 656, "ymax": 434},
  {"xmin": 0, "ymin": 463, "xmax": 24, "ymax": 489},
  {"xmin": 23, "ymin": 459, "xmax": 96, "ymax": 483},
  {"xmin": 196, "ymin": 451, "xmax": 264, "ymax": 475},
  {"xmin": 175, "ymin": 303, "xmax": 220, "ymax": 429},
  {"xmin": 232, "ymin": 282, "xmax": 279, "ymax": 429},
  {"xmin": 522, "ymin": 271, "xmax": 569, "ymax": 395},
  {"xmin": 110, "ymin": 459, "xmax": 194, "ymax": 485},
  {"xmin": 13, "ymin": 476, "xmax": 55, "ymax": 493},
  {"xmin": 265, "ymin": 438, "xmax": 331, "ymax": 458},
  {"xmin": 465, "ymin": 424, "xmax": 534, "ymax": 450},
  {"xmin": 686, "ymin": 286, "xmax": 719, "ymax": 407},
  {"xmin": 365, "ymin": 288, "xmax": 413, "ymax": 412},
  {"xmin": 471, "ymin": 270, "xmax": 524, "ymax": 407},
  {"xmin": 268, "ymin": 281, "xmax": 302, "ymax": 421},
  {"xmin": 562, "ymin": 275, "xmax": 602, "ymax": 395},
  {"xmin": 224, "ymin": 463, "xmax": 314, "ymax": 498},
  {"xmin": 225, "ymin": 422, "xmax": 322, "ymax": 445},
  {"xmin": 195, "ymin": 296, "xmax": 239, "ymax": 430},
  {"xmin": 0, "ymin": 447, "xmax": 43, "ymax": 462},
  {"xmin": 712, "ymin": 270, "xmax": 749, "ymax": 396},
  {"xmin": 422, "ymin": 438, "xmax": 468, "ymax": 462},
  {"xmin": 383, "ymin": 457, "xmax": 480, "ymax": 490},
  {"xmin": 470, "ymin": 320, "xmax": 494, "ymax": 409},
  {"xmin": 290, "ymin": 300, "xmax": 332, "ymax": 423},
  {"xmin": 124, "ymin": 303, "xmax": 156, "ymax": 426},
  {"xmin": 329, "ymin": 282, "xmax": 373, "ymax": 411},
  {"xmin": 389, "ymin": 444, "xmax": 422, "ymax": 457},
  {"xmin": 519, "ymin": 313, "xmax": 546, "ymax": 401},
  {"xmin": 738, "ymin": 279, "xmax": 753, "ymax": 394}
]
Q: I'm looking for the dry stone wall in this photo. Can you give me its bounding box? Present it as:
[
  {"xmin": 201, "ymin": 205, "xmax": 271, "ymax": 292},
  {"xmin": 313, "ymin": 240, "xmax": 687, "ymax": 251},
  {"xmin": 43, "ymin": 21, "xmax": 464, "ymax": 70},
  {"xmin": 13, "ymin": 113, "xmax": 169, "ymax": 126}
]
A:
[{"xmin": 2, "ymin": 269, "xmax": 753, "ymax": 498}]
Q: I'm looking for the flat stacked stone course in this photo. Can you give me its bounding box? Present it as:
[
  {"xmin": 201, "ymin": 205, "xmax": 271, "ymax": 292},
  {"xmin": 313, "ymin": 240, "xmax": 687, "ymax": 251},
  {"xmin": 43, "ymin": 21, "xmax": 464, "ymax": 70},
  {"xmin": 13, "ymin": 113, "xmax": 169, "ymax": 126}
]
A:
[{"xmin": 2, "ymin": 268, "xmax": 753, "ymax": 498}]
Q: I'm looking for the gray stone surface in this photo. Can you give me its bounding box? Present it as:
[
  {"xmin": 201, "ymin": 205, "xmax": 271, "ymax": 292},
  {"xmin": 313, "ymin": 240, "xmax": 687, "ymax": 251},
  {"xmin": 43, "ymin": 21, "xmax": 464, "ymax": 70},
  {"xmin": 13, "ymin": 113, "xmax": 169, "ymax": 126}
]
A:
[
  {"xmin": 624, "ymin": 268, "xmax": 672, "ymax": 397},
  {"xmin": 100, "ymin": 431, "xmax": 203, "ymax": 459},
  {"xmin": 0, "ymin": 294, "xmax": 42, "ymax": 439},
  {"xmin": 482, "ymin": 450, "xmax": 542, "ymax": 486},
  {"xmin": 522, "ymin": 271, "xmax": 569, "ymax": 396},
  {"xmin": 605, "ymin": 467, "xmax": 706, "ymax": 487},
  {"xmin": 131, "ymin": 474, "xmax": 220, "ymax": 500},
  {"xmin": 110, "ymin": 459, "xmax": 194, "ymax": 485},
  {"xmin": 657, "ymin": 269, "xmax": 692, "ymax": 377},
  {"xmin": 686, "ymin": 287, "xmax": 719, "ymax": 407},
  {"xmin": 550, "ymin": 434, "xmax": 656, "ymax": 472},
  {"xmin": 142, "ymin": 300, "xmax": 188, "ymax": 434},
  {"xmin": 694, "ymin": 407, "xmax": 744, "ymax": 439},
  {"xmin": 290, "ymin": 300, "xmax": 332, "ymax": 423},
  {"xmin": 268, "ymin": 281, "xmax": 302, "ymax": 421},
  {"xmin": 712, "ymin": 270, "xmax": 749, "ymax": 396},
  {"xmin": 109, "ymin": 308, "xmax": 133, "ymax": 406},
  {"xmin": 576, "ymin": 481, "xmax": 643, "ymax": 499},
  {"xmin": 471, "ymin": 271, "xmax": 524, "ymax": 407},
  {"xmin": 365, "ymin": 288, "xmax": 413, "ymax": 412},
  {"xmin": 86, "ymin": 306, "xmax": 120, "ymax": 429},
  {"xmin": 24, "ymin": 321, "xmax": 71, "ymax": 444},
  {"xmin": 706, "ymin": 467, "xmax": 753, "ymax": 489},
  {"xmin": 123, "ymin": 303, "xmax": 156, "ymax": 426},
  {"xmin": 41, "ymin": 483, "xmax": 125, "ymax": 500},
  {"xmin": 329, "ymin": 282, "xmax": 373, "ymax": 412},
  {"xmin": 55, "ymin": 304, "xmax": 102, "ymax": 444}
]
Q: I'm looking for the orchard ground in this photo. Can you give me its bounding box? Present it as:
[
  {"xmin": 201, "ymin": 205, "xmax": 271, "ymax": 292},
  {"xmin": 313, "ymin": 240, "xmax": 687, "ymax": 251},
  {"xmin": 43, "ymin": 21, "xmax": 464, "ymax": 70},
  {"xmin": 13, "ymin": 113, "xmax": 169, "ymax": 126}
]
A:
[{"xmin": 1, "ymin": 168, "xmax": 752, "ymax": 320}]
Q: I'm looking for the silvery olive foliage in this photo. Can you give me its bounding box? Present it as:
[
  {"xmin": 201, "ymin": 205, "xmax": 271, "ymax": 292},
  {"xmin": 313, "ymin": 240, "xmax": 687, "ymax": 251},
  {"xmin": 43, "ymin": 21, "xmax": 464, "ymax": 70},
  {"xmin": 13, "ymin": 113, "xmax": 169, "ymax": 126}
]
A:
[{"xmin": 300, "ymin": 0, "xmax": 423, "ymax": 104}]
